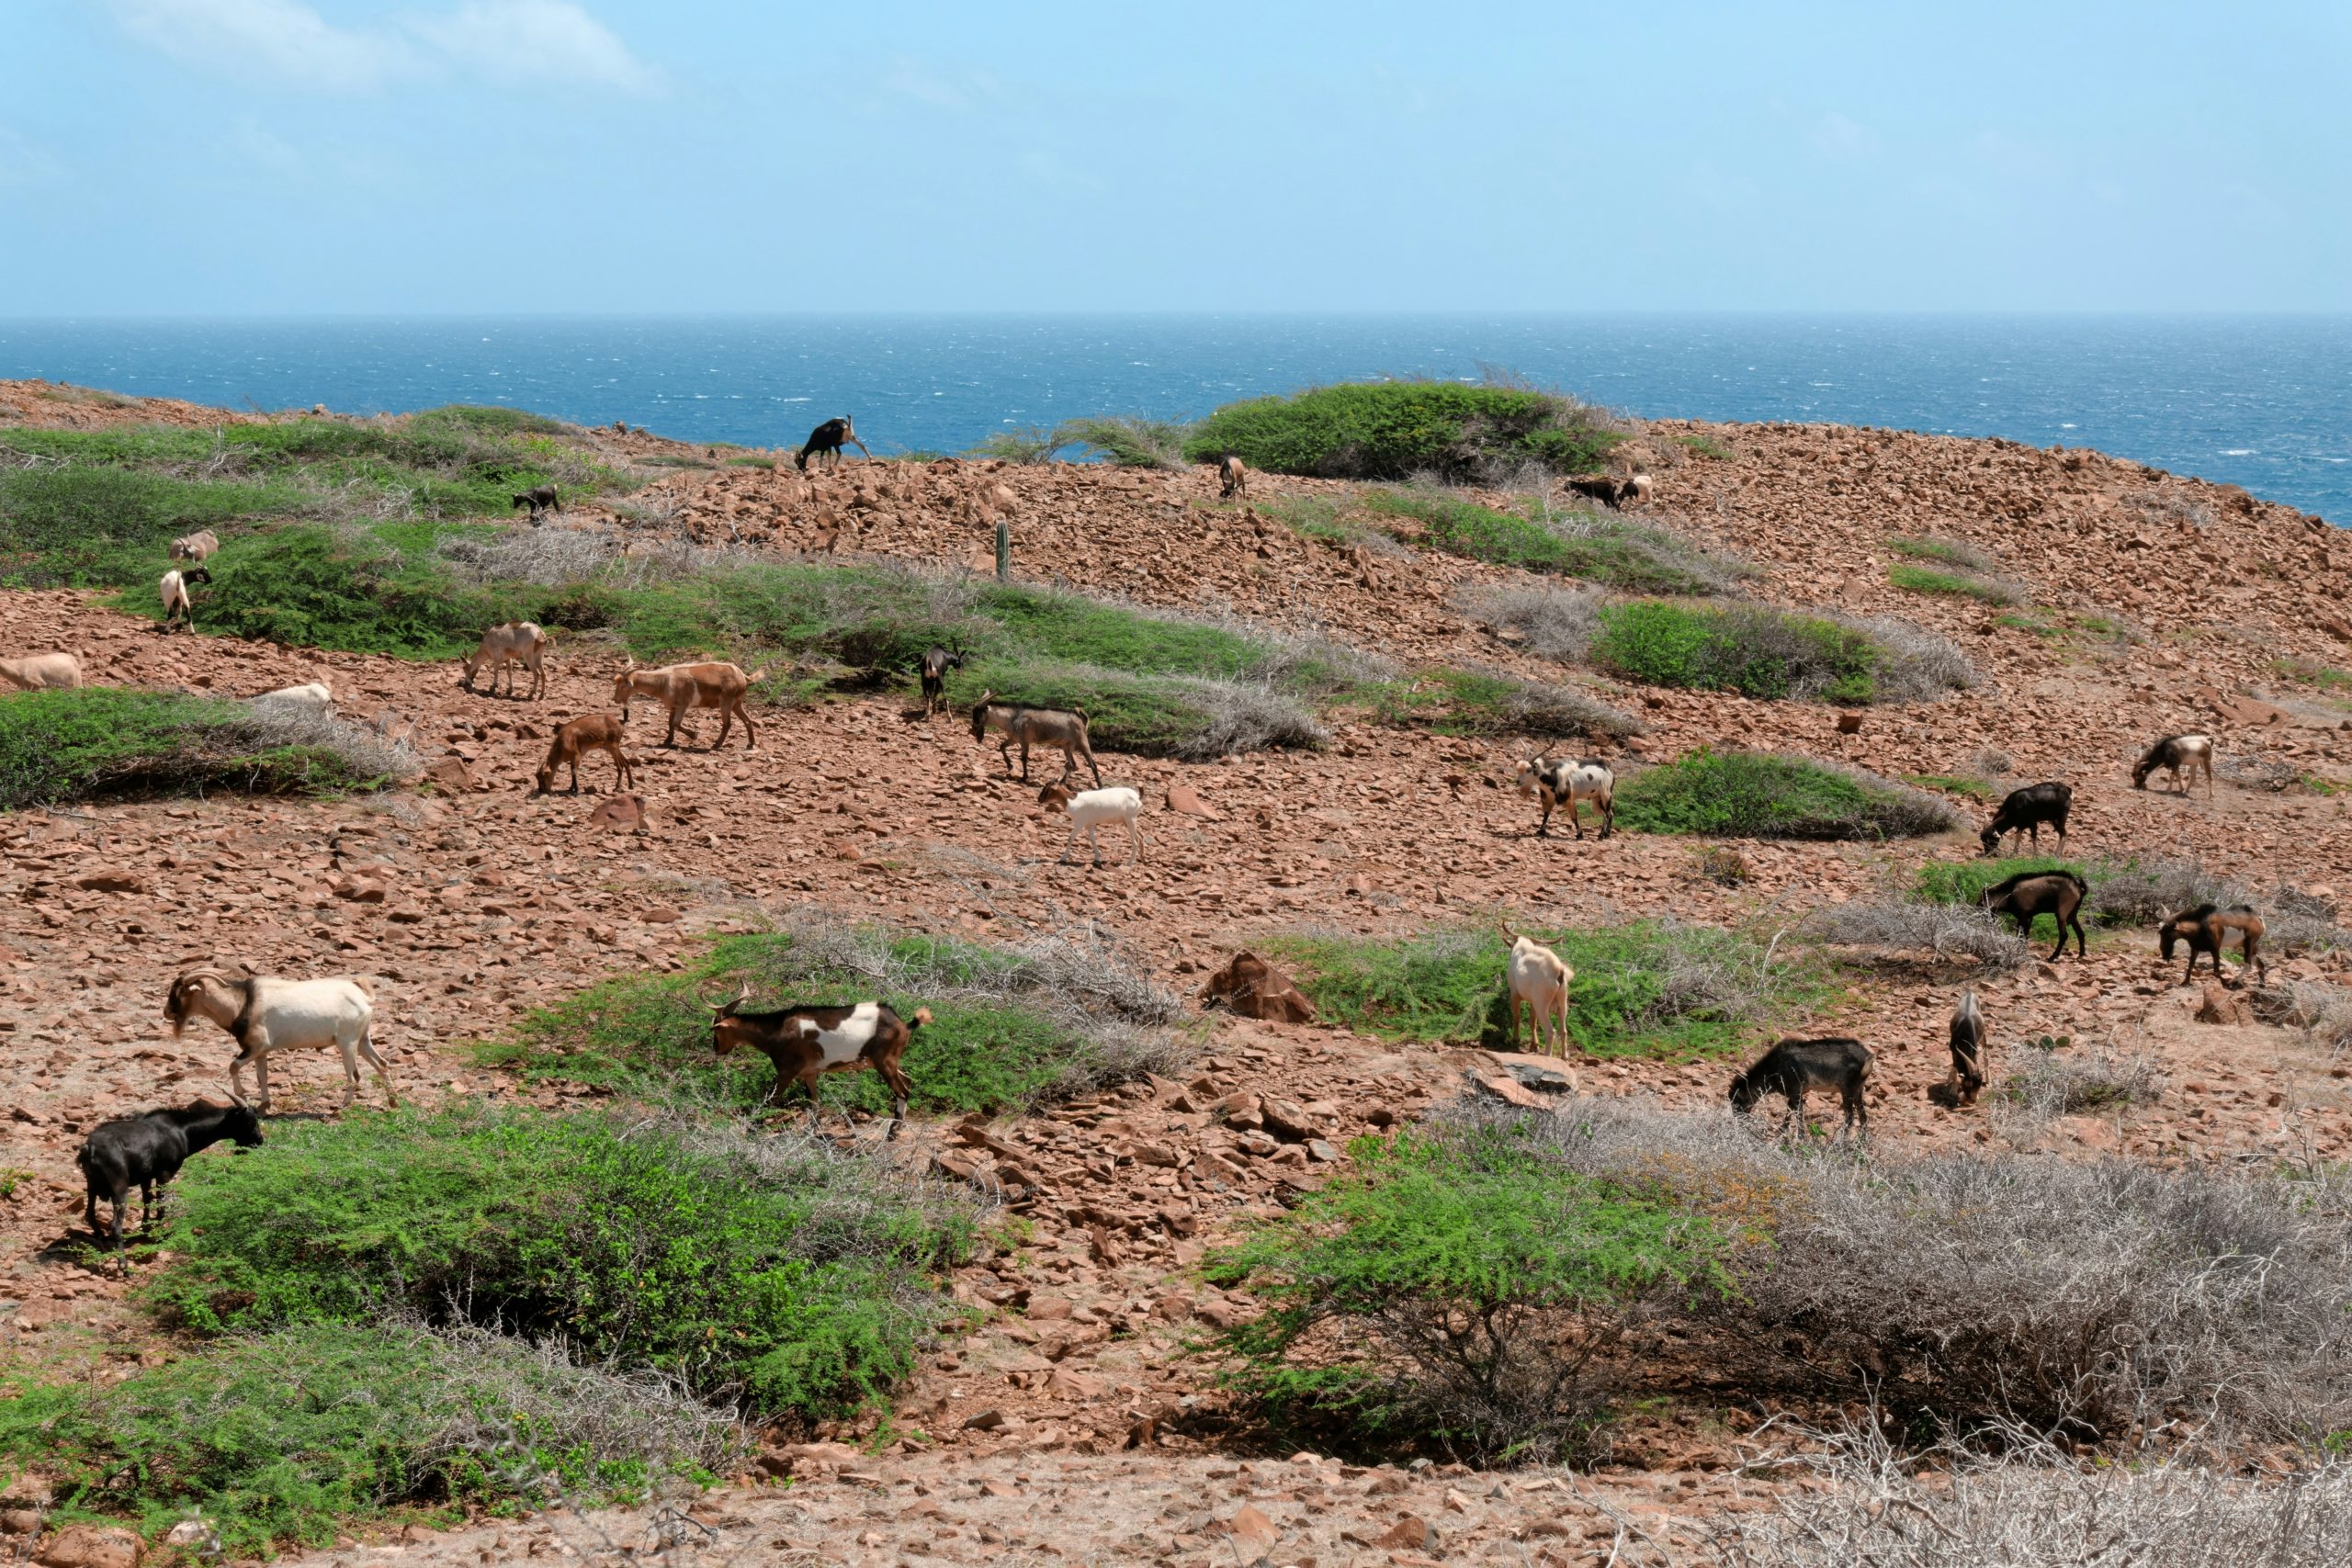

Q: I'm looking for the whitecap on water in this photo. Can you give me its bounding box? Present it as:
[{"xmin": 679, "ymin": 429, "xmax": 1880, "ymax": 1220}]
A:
[{"xmin": 2222, "ymin": 448, "xmax": 2256, "ymax": 456}]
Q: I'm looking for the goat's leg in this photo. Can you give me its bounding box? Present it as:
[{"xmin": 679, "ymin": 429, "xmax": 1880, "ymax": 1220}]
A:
[
  {"xmin": 1018, "ymin": 739, "xmax": 1032, "ymax": 783},
  {"xmin": 1089, "ymin": 823, "xmax": 1104, "ymax": 868},
  {"xmin": 139, "ymin": 1180, "xmax": 157, "ymax": 1232},
  {"xmin": 734, "ymin": 698, "xmax": 756, "ymax": 751},
  {"xmin": 254, "ymin": 1054, "xmax": 274, "ymax": 1114},
  {"xmin": 1128, "ymin": 817, "xmax": 1147, "ymax": 863},
  {"xmin": 877, "ymin": 1059, "xmax": 912, "ymax": 1141},
  {"xmin": 1536, "ymin": 794, "xmax": 1552, "ymax": 839},
  {"xmin": 998, "ymin": 737, "xmax": 1017, "ymax": 778},
  {"xmin": 358, "ymin": 1028, "xmax": 398, "ymax": 1108},
  {"xmin": 1057, "ymin": 824, "xmax": 1078, "ymax": 865}
]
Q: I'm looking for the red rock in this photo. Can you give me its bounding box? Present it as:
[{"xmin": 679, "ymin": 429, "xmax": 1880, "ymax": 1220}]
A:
[
  {"xmin": 588, "ymin": 793, "xmax": 645, "ymax": 830},
  {"xmin": 74, "ymin": 873, "xmax": 150, "ymax": 896},
  {"xmin": 1200, "ymin": 951, "xmax": 1315, "ymax": 1023},
  {"xmin": 1219, "ymin": 1505, "xmax": 1280, "ymax": 1559},
  {"xmin": 1375, "ymin": 1515, "xmax": 1432, "ymax": 1550},
  {"xmin": 1165, "ymin": 782, "xmax": 1216, "ymax": 818},
  {"xmin": 34, "ymin": 1525, "xmax": 142, "ymax": 1568},
  {"xmin": 423, "ymin": 755, "xmax": 476, "ymax": 792}
]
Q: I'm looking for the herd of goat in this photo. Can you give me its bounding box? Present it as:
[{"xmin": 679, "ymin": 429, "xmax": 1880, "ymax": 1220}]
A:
[{"xmin": 32, "ymin": 446, "xmax": 2280, "ymax": 1261}]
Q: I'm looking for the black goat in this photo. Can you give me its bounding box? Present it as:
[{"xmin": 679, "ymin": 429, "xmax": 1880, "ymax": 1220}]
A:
[
  {"xmin": 2159, "ymin": 904, "xmax": 2269, "ymax": 987},
  {"xmin": 919, "ymin": 645, "xmax": 965, "ymax": 716},
  {"xmin": 1980, "ymin": 869, "xmax": 2089, "ymax": 959},
  {"xmin": 1729, "ymin": 1036, "xmax": 1872, "ymax": 1138},
  {"xmin": 512, "ymin": 485, "xmax": 560, "ymax": 523},
  {"xmin": 795, "ymin": 416, "xmax": 872, "ymax": 472},
  {"xmin": 1981, "ymin": 782, "xmax": 2072, "ymax": 855},
  {"xmin": 76, "ymin": 1099, "xmax": 263, "ymax": 1262}
]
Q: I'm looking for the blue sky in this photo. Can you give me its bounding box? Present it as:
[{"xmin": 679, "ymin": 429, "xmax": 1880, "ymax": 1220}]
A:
[{"xmin": 3, "ymin": 0, "xmax": 2345, "ymax": 314}]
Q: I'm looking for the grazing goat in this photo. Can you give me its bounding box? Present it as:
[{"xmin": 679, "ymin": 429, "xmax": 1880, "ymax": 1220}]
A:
[
  {"xmin": 512, "ymin": 485, "xmax": 560, "ymax": 522},
  {"xmin": 1980, "ymin": 869, "xmax": 2090, "ymax": 960},
  {"xmin": 1514, "ymin": 753, "xmax": 1615, "ymax": 840},
  {"xmin": 795, "ymin": 416, "xmax": 871, "ymax": 472},
  {"xmin": 535, "ymin": 711, "xmax": 635, "ymax": 795},
  {"xmin": 1500, "ymin": 922, "xmax": 1575, "ymax": 1064},
  {"xmin": 611, "ymin": 660, "xmax": 757, "ymax": 750},
  {"xmin": 1730, "ymin": 1036, "xmax": 1872, "ymax": 1138},
  {"xmin": 1981, "ymin": 781, "xmax": 2072, "ymax": 855},
  {"xmin": 1565, "ymin": 476, "xmax": 1622, "ymax": 506},
  {"xmin": 248, "ymin": 681, "xmax": 334, "ymax": 715},
  {"xmin": 1945, "ymin": 988, "xmax": 1987, "ymax": 1106},
  {"xmin": 0, "ymin": 652, "xmax": 84, "ymax": 692},
  {"xmin": 2133, "ymin": 733, "xmax": 2215, "ymax": 797},
  {"xmin": 159, "ymin": 566, "xmax": 209, "ymax": 632},
  {"xmin": 1217, "ymin": 456, "xmax": 1247, "ymax": 499},
  {"xmin": 972, "ymin": 692, "xmax": 1101, "ymax": 784},
  {"xmin": 1622, "ymin": 473, "xmax": 1654, "ymax": 507},
  {"xmin": 1036, "ymin": 781, "xmax": 1147, "ymax": 866},
  {"xmin": 168, "ymin": 528, "xmax": 220, "ymax": 563},
  {"xmin": 707, "ymin": 981, "xmax": 927, "ymax": 1137},
  {"xmin": 461, "ymin": 621, "xmax": 549, "ymax": 700},
  {"xmin": 164, "ymin": 968, "xmax": 396, "ymax": 1112},
  {"xmin": 2160, "ymin": 903, "xmax": 2269, "ymax": 987},
  {"xmin": 919, "ymin": 644, "xmax": 965, "ymax": 716},
  {"xmin": 77, "ymin": 1099, "xmax": 261, "ymax": 1261}
]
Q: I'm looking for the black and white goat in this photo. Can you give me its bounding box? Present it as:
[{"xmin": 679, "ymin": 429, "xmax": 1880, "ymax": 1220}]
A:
[
  {"xmin": 1513, "ymin": 754, "xmax": 1615, "ymax": 840},
  {"xmin": 77, "ymin": 1098, "xmax": 263, "ymax": 1262}
]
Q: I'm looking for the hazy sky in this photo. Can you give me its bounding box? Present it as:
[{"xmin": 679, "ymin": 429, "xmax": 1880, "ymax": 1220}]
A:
[{"xmin": 4, "ymin": 1, "xmax": 2345, "ymax": 315}]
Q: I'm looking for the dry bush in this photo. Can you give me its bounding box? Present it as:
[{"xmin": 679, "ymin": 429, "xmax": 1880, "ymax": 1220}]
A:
[
  {"xmin": 2130, "ymin": 491, "xmax": 2218, "ymax": 532},
  {"xmin": 1164, "ymin": 674, "xmax": 1331, "ymax": 760},
  {"xmin": 1838, "ymin": 610, "xmax": 1983, "ymax": 700},
  {"xmin": 231, "ymin": 705, "xmax": 419, "ymax": 782},
  {"xmin": 2252, "ymin": 980, "xmax": 2352, "ymax": 1054},
  {"xmin": 1803, "ymin": 901, "xmax": 2028, "ymax": 974},
  {"xmin": 1972, "ymin": 746, "xmax": 2013, "ymax": 777},
  {"xmin": 1711, "ymin": 1425, "xmax": 2352, "ymax": 1568},
  {"xmin": 2083, "ymin": 854, "xmax": 2245, "ymax": 926},
  {"xmin": 1459, "ymin": 662, "xmax": 1645, "ymax": 742},
  {"xmin": 2216, "ymin": 745, "xmax": 2303, "ymax": 793},
  {"xmin": 1451, "ymin": 1096, "xmax": 2352, "ymax": 1440},
  {"xmin": 2002, "ymin": 1039, "xmax": 2166, "ymax": 1116},
  {"xmin": 2263, "ymin": 886, "xmax": 2352, "ymax": 953},
  {"xmin": 435, "ymin": 525, "xmax": 763, "ymax": 589},
  {"xmin": 1461, "ymin": 582, "xmax": 1604, "ymax": 662}
]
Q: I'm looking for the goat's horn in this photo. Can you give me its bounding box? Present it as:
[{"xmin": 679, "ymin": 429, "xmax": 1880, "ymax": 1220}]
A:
[{"xmin": 223, "ymin": 1083, "xmax": 251, "ymax": 1110}]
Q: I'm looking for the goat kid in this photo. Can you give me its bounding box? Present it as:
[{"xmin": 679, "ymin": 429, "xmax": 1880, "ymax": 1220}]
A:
[
  {"xmin": 1500, "ymin": 922, "xmax": 1575, "ymax": 1065},
  {"xmin": 1037, "ymin": 781, "xmax": 1147, "ymax": 866},
  {"xmin": 462, "ymin": 621, "xmax": 550, "ymax": 700},
  {"xmin": 1979, "ymin": 869, "xmax": 2090, "ymax": 960},
  {"xmin": 2160, "ymin": 903, "xmax": 2269, "ymax": 987},
  {"xmin": 1981, "ymin": 781, "xmax": 2071, "ymax": 855},
  {"xmin": 1730, "ymin": 1036, "xmax": 1872, "ymax": 1139},
  {"xmin": 168, "ymin": 528, "xmax": 220, "ymax": 563},
  {"xmin": 612, "ymin": 660, "xmax": 758, "ymax": 750},
  {"xmin": 164, "ymin": 968, "xmax": 397, "ymax": 1112},
  {"xmin": 0, "ymin": 652, "xmax": 84, "ymax": 691},
  {"xmin": 159, "ymin": 566, "xmax": 210, "ymax": 632},
  {"xmin": 707, "ymin": 981, "xmax": 927, "ymax": 1137},
  {"xmin": 535, "ymin": 711, "xmax": 636, "ymax": 795},
  {"xmin": 972, "ymin": 692, "xmax": 1102, "ymax": 785},
  {"xmin": 77, "ymin": 1098, "xmax": 262, "ymax": 1261},
  {"xmin": 1513, "ymin": 753, "xmax": 1615, "ymax": 840},
  {"xmin": 512, "ymin": 485, "xmax": 560, "ymax": 522},
  {"xmin": 248, "ymin": 681, "xmax": 334, "ymax": 716},
  {"xmin": 2133, "ymin": 733, "xmax": 2216, "ymax": 797}
]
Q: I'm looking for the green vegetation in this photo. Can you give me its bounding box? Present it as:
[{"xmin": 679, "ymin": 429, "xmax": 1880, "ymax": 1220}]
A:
[
  {"xmin": 1887, "ymin": 534, "xmax": 1996, "ymax": 573},
  {"xmin": 1914, "ymin": 855, "xmax": 2081, "ymax": 910},
  {"xmin": 1264, "ymin": 920, "xmax": 1818, "ymax": 1060},
  {"xmin": 1674, "ymin": 434, "xmax": 1735, "ymax": 460},
  {"xmin": 0, "ymin": 687, "xmax": 404, "ymax": 808},
  {"xmin": 1358, "ymin": 487, "xmax": 1586, "ymax": 573},
  {"xmin": 1182, "ymin": 379, "xmax": 1621, "ymax": 481},
  {"xmin": 1591, "ymin": 601, "xmax": 1879, "ymax": 704},
  {"xmin": 1367, "ymin": 665, "xmax": 1642, "ymax": 741},
  {"xmin": 1993, "ymin": 605, "xmax": 2140, "ymax": 660},
  {"xmin": 479, "ymin": 923, "xmax": 1179, "ymax": 1117},
  {"xmin": 1205, "ymin": 1127, "xmax": 1731, "ymax": 1462},
  {"xmin": 1057, "ymin": 416, "xmax": 1191, "ymax": 470},
  {"xmin": 1904, "ymin": 772, "xmax": 1997, "ymax": 801},
  {"xmin": 967, "ymin": 426, "xmax": 1069, "ymax": 466},
  {"xmin": 0, "ymin": 1324, "xmax": 741, "ymax": 1557},
  {"xmin": 1614, "ymin": 750, "xmax": 1960, "ymax": 840},
  {"xmin": 1889, "ymin": 562, "xmax": 2020, "ymax": 604},
  {"xmin": 151, "ymin": 1106, "xmax": 975, "ymax": 1418}
]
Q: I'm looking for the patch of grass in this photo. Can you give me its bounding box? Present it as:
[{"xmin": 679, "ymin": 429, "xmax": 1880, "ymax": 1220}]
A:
[
  {"xmin": 480, "ymin": 921, "xmax": 1182, "ymax": 1117},
  {"xmin": 1182, "ymin": 378, "xmax": 1622, "ymax": 481},
  {"xmin": 0, "ymin": 687, "xmax": 409, "ymax": 808},
  {"xmin": 0, "ymin": 1323, "xmax": 741, "ymax": 1558},
  {"xmin": 1614, "ymin": 750, "xmax": 1960, "ymax": 840},
  {"xmin": 1366, "ymin": 665, "xmax": 1643, "ymax": 742},
  {"xmin": 1887, "ymin": 534, "xmax": 1996, "ymax": 573},
  {"xmin": 1360, "ymin": 487, "xmax": 1584, "ymax": 573},
  {"xmin": 1675, "ymin": 434, "xmax": 1734, "ymax": 460},
  {"xmin": 1264, "ymin": 921, "xmax": 1820, "ymax": 1060},
  {"xmin": 1204, "ymin": 1127, "xmax": 1732, "ymax": 1464},
  {"xmin": 1589, "ymin": 600, "xmax": 1974, "ymax": 705},
  {"xmin": 1904, "ymin": 772, "xmax": 1996, "ymax": 800},
  {"xmin": 1058, "ymin": 416, "xmax": 1192, "ymax": 470},
  {"xmin": 150, "ymin": 1105, "xmax": 978, "ymax": 1419},
  {"xmin": 1889, "ymin": 562, "xmax": 2021, "ymax": 605}
]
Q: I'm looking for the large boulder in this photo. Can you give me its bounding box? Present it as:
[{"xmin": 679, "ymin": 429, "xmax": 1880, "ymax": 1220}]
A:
[{"xmin": 1199, "ymin": 952, "xmax": 1316, "ymax": 1024}]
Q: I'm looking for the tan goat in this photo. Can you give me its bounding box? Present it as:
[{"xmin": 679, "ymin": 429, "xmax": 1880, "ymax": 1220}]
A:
[
  {"xmin": 1500, "ymin": 923, "xmax": 1575, "ymax": 1066},
  {"xmin": 461, "ymin": 621, "xmax": 549, "ymax": 700},
  {"xmin": 611, "ymin": 660, "xmax": 757, "ymax": 750},
  {"xmin": 1217, "ymin": 456, "xmax": 1247, "ymax": 499},
  {"xmin": 0, "ymin": 652, "xmax": 85, "ymax": 691},
  {"xmin": 168, "ymin": 529, "xmax": 220, "ymax": 563},
  {"xmin": 535, "ymin": 712, "xmax": 637, "ymax": 795}
]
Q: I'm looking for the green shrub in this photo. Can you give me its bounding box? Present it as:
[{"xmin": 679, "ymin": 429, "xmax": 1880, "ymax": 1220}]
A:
[
  {"xmin": 151, "ymin": 1106, "xmax": 975, "ymax": 1419},
  {"xmin": 0, "ymin": 1323, "xmax": 741, "ymax": 1556},
  {"xmin": 1591, "ymin": 600, "xmax": 1882, "ymax": 704},
  {"xmin": 481, "ymin": 923, "xmax": 1181, "ymax": 1116},
  {"xmin": 1204, "ymin": 1127, "xmax": 1731, "ymax": 1462},
  {"xmin": 967, "ymin": 427, "xmax": 1069, "ymax": 465},
  {"xmin": 1367, "ymin": 665, "xmax": 1643, "ymax": 741},
  {"xmin": 1614, "ymin": 750, "xmax": 1960, "ymax": 840},
  {"xmin": 0, "ymin": 687, "xmax": 404, "ymax": 808},
  {"xmin": 1264, "ymin": 921, "xmax": 1817, "ymax": 1060},
  {"xmin": 1058, "ymin": 416, "xmax": 1192, "ymax": 470},
  {"xmin": 1905, "ymin": 772, "xmax": 1996, "ymax": 800},
  {"xmin": 1182, "ymin": 380, "xmax": 1620, "ymax": 480},
  {"xmin": 1359, "ymin": 488, "xmax": 1583, "ymax": 572},
  {"xmin": 1889, "ymin": 562, "xmax": 2020, "ymax": 605},
  {"xmin": 1675, "ymin": 434, "xmax": 1735, "ymax": 460},
  {"xmin": 1915, "ymin": 852, "xmax": 2237, "ymax": 934}
]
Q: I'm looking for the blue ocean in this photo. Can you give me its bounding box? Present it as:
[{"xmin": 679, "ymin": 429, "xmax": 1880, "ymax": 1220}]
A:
[{"xmin": 3, "ymin": 314, "xmax": 2346, "ymax": 522}]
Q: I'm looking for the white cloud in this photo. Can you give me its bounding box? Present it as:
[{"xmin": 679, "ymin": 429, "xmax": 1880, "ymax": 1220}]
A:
[{"xmin": 104, "ymin": 0, "xmax": 660, "ymax": 96}]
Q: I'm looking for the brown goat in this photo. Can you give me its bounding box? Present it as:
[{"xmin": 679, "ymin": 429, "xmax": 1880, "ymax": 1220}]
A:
[
  {"xmin": 534, "ymin": 712, "xmax": 636, "ymax": 795},
  {"xmin": 1217, "ymin": 455, "xmax": 1246, "ymax": 499},
  {"xmin": 2160, "ymin": 904, "xmax": 2268, "ymax": 987},
  {"xmin": 612, "ymin": 660, "xmax": 757, "ymax": 750},
  {"xmin": 707, "ymin": 981, "xmax": 929, "ymax": 1138},
  {"xmin": 1944, "ymin": 987, "xmax": 1986, "ymax": 1106}
]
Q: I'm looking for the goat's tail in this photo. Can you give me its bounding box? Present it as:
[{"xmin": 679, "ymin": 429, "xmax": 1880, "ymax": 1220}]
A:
[{"xmin": 907, "ymin": 1007, "xmax": 934, "ymax": 1031}]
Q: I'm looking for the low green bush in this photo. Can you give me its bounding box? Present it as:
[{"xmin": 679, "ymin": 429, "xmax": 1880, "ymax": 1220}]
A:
[
  {"xmin": 1359, "ymin": 488, "xmax": 1582, "ymax": 572},
  {"xmin": 1889, "ymin": 562, "xmax": 2020, "ymax": 605},
  {"xmin": 1905, "ymin": 772, "xmax": 1996, "ymax": 800},
  {"xmin": 1264, "ymin": 921, "xmax": 1818, "ymax": 1060},
  {"xmin": 480, "ymin": 924, "xmax": 1181, "ymax": 1116},
  {"xmin": 1366, "ymin": 666, "xmax": 1643, "ymax": 742},
  {"xmin": 1614, "ymin": 750, "xmax": 1960, "ymax": 840},
  {"xmin": 1182, "ymin": 380, "xmax": 1620, "ymax": 481},
  {"xmin": 1204, "ymin": 1127, "xmax": 1731, "ymax": 1462},
  {"xmin": 1360, "ymin": 489, "xmax": 1739, "ymax": 596},
  {"xmin": 1057, "ymin": 416, "xmax": 1192, "ymax": 469},
  {"xmin": 0, "ymin": 687, "xmax": 404, "ymax": 808},
  {"xmin": 0, "ymin": 1323, "xmax": 741, "ymax": 1557},
  {"xmin": 1590, "ymin": 600, "xmax": 1881, "ymax": 704},
  {"xmin": 151, "ymin": 1106, "xmax": 976, "ymax": 1419}
]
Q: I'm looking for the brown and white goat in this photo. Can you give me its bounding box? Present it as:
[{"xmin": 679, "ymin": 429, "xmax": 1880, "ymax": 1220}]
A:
[
  {"xmin": 2133, "ymin": 733, "xmax": 2215, "ymax": 796},
  {"xmin": 707, "ymin": 981, "xmax": 928, "ymax": 1137},
  {"xmin": 168, "ymin": 528, "xmax": 220, "ymax": 563},
  {"xmin": 462, "ymin": 621, "xmax": 549, "ymax": 700},
  {"xmin": 1500, "ymin": 922, "xmax": 1575, "ymax": 1066},
  {"xmin": 971, "ymin": 692, "xmax": 1101, "ymax": 784},
  {"xmin": 535, "ymin": 711, "xmax": 636, "ymax": 795},
  {"xmin": 160, "ymin": 566, "xmax": 209, "ymax": 632},
  {"xmin": 795, "ymin": 416, "xmax": 872, "ymax": 472},
  {"xmin": 1217, "ymin": 455, "xmax": 1247, "ymax": 499},
  {"xmin": 164, "ymin": 968, "xmax": 396, "ymax": 1112},
  {"xmin": 612, "ymin": 660, "xmax": 757, "ymax": 750},
  {"xmin": 2160, "ymin": 904, "xmax": 2268, "ymax": 987},
  {"xmin": 0, "ymin": 652, "xmax": 84, "ymax": 691}
]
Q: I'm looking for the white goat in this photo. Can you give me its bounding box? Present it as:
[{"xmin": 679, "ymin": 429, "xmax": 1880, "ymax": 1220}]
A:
[
  {"xmin": 247, "ymin": 681, "xmax": 334, "ymax": 716},
  {"xmin": 169, "ymin": 529, "xmax": 220, "ymax": 563},
  {"xmin": 164, "ymin": 968, "xmax": 395, "ymax": 1111},
  {"xmin": 461, "ymin": 621, "xmax": 549, "ymax": 700},
  {"xmin": 1036, "ymin": 781, "xmax": 1147, "ymax": 866},
  {"xmin": 0, "ymin": 652, "xmax": 85, "ymax": 691},
  {"xmin": 1501, "ymin": 923, "xmax": 1575, "ymax": 1066},
  {"xmin": 159, "ymin": 566, "xmax": 209, "ymax": 632}
]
